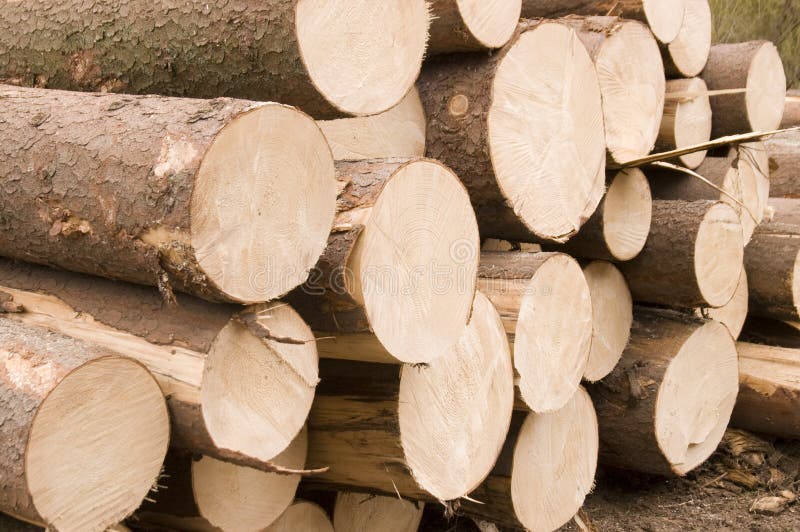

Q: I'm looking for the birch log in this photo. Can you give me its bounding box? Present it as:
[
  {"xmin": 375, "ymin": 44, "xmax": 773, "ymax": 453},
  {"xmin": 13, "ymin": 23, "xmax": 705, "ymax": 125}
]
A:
[
  {"xmin": 427, "ymin": 0, "xmax": 521, "ymax": 54},
  {"xmin": 662, "ymin": 0, "xmax": 711, "ymax": 78},
  {"xmin": 656, "ymin": 78, "xmax": 712, "ymax": 169},
  {"xmin": 333, "ymin": 492, "xmax": 424, "ymax": 532}
]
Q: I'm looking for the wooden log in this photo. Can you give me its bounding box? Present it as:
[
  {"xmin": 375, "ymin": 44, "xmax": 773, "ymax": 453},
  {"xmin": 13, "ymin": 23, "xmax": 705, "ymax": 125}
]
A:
[
  {"xmin": 418, "ymin": 19, "xmax": 606, "ymax": 243},
  {"xmin": 427, "ymin": 0, "xmax": 521, "ymax": 54},
  {"xmin": 479, "ymin": 252, "xmax": 593, "ymax": 412},
  {"xmin": 289, "ymin": 158, "xmax": 479, "ymax": 364},
  {"xmin": 464, "ymin": 388, "xmax": 598, "ymax": 531},
  {"xmin": 306, "ymin": 291, "xmax": 514, "ymax": 502},
  {"xmin": 333, "ymin": 492, "xmax": 424, "ymax": 532},
  {"xmin": 619, "ymin": 200, "xmax": 744, "ymax": 308},
  {"xmin": 662, "ymin": 0, "xmax": 711, "ymax": 77},
  {"xmin": 0, "ymin": 259, "xmax": 318, "ymax": 466},
  {"xmin": 701, "ymin": 41, "xmax": 786, "ymax": 137},
  {"xmin": 780, "ymin": 90, "xmax": 800, "ymax": 128},
  {"xmin": 560, "ymin": 17, "xmax": 666, "ymax": 164},
  {"xmin": 741, "ymin": 317, "xmax": 800, "ymax": 349},
  {"xmin": 764, "ymin": 129, "xmax": 800, "ymax": 198},
  {"xmin": 267, "ymin": 501, "xmax": 333, "ymax": 532},
  {"xmin": 0, "ymin": 0, "xmax": 429, "ymax": 119},
  {"xmin": 696, "ymin": 268, "xmax": 749, "ymax": 340},
  {"xmin": 732, "ymin": 342, "xmax": 800, "ymax": 439},
  {"xmin": 745, "ymin": 198, "xmax": 800, "ymax": 322},
  {"xmin": 0, "ymin": 318, "xmax": 169, "ymax": 531},
  {"xmin": 656, "ymin": 78, "xmax": 712, "ymax": 169},
  {"xmin": 587, "ymin": 308, "xmax": 739, "ymax": 475},
  {"xmin": 0, "ymin": 85, "xmax": 338, "ymax": 305},
  {"xmin": 548, "ymin": 168, "xmax": 652, "ymax": 262},
  {"xmin": 317, "ymin": 89, "xmax": 426, "ymax": 161},
  {"xmin": 520, "ymin": 0, "xmax": 685, "ymax": 44},
  {"xmin": 582, "ymin": 261, "xmax": 633, "ymax": 382}
]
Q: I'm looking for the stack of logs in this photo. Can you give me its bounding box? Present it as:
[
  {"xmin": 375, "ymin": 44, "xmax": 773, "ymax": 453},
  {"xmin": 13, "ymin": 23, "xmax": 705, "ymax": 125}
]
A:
[{"xmin": 0, "ymin": 0, "xmax": 798, "ymax": 531}]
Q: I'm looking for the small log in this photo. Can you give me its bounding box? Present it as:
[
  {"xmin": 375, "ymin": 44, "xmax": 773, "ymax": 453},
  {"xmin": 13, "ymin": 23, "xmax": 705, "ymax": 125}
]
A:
[
  {"xmin": 0, "ymin": 259, "xmax": 318, "ymax": 466},
  {"xmin": 520, "ymin": 0, "xmax": 685, "ymax": 44},
  {"xmin": 267, "ymin": 501, "xmax": 334, "ymax": 532},
  {"xmin": 780, "ymin": 90, "xmax": 800, "ymax": 128},
  {"xmin": 0, "ymin": 319, "xmax": 169, "ymax": 531},
  {"xmin": 696, "ymin": 268, "xmax": 749, "ymax": 340},
  {"xmin": 701, "ymin": 41, "xmax": 786, "ymax": 136},
  {"xmin": 765, "ymin": 128, "xmax": 800, "ymax": 198},
  {"xmin": 662, "ymin": 0, "xmax": 711, "ymax": 77},
  {"xmin": 427, "ymin": 0, "xmax": 521, "ymax": 54},
  {"xmin": 306, "ymin": 291, "xmax": 514, "ymax": 502},
  {"xmin": 464, "ymin": 388, "xmax": 599, "ymax": 531},
  {"xmin": 548, "ymin": 168, "xmax": 653, "ymax": 262},
  {"xmin": 619, "ymin": 200, "xmax": 744, "ymax": 308},
  {"xmin": 333, "ymin": 492, "xmax": 424, "ymax": 532},
  {"xmin": 317, "ymin": 88, "xmax": 426, "ymax": 161},
  {"xmin": 582, "ymin": 261, "xmax": 633, "ymax": 382},
  {"xmin": 656, "ymin": 78, "xmax": 712, "ymax": 169},
  {"xmin": 418, "ymin": 19, "xmax": 606, "ymax": 243},
  {"xmin": 0, "ymin": 85, "xmax": 338, "ymax": 304},
  {"xmin": 0, "ymin": 1, "xmax": 430, "ymax": 118},
  {"xmin": 479, "ymin": 251, "xmax": 593, "ymax": 412},
  {"xmin": 587, "ymin": 308, "xmax": 739, "ymax": 475},
  {"xmin": 289, "ymin": 158, "xmax": 479, "ymax": 364},
  {"xmin": 560, "ymin": 17, "xmax": 666, "ymax": 164},
  {"xmin": 732, "ymin": 342, "xmax": 800, "ymax": 439}
]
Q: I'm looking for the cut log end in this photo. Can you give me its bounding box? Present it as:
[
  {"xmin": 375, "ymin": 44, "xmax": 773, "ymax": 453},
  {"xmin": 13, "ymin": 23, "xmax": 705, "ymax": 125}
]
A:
[
  {"xmin": 643, "ymin": 0, "xmax": 687, "ymax": 43},
  {"xmin": 655, "ymin": 320, "xmax": 738, "ymax": 475},
  {"xmin": 397, "ymin": 291, "xmax": 514, "ymax": 501},
  {"xmin": 698, "ymin": 268, "xmax": 749, "ymax": 340},
  {"xmin": 511, "ymin": 388, "xmax": 599, "ymax": 531},
  {"xmin": 665, "ymin": 0, "xmax": 711, "ymax": 77},
  {"xmin": 294, "ymin": 0, "xmax": 429, "ymax": 116},
  {"xmin": 746, "ymin": 42, "xmax": 787, "ymax": 132},
  {"xmin": 27, "ymin": 356, "xmax": 169, "ymax": 531},
  {"xmin": 489, "ymin": 22, "xmax": 606, "ymax": 241},
  {"xmin": 603, "ymin": 168, "xmax": 653, "ymax": 261},
  {"xmin": 267, "ymin": 501, "xmax": 334, "ymax": 532},
  {"xmin": 583, "ymin": 261, "xmax": 633, "ymax": 382},
  {"xmin": 201, "ymin": 302, "xmax": 318, "ymax": 463},
  {"xmin": 659, "ymin": 78, "xmax": 712, "ymax": 169},
  {"xmin": 455, "ymin": 0, "xmax": 521, "ymax": 49},
  {"xmin": 190, "ymin": 103, "xmax": 337, "ymax": 304},
  {"xmin": 694, "ymin": 202, "xmax": 745, "ymax": 308},
  {"xmin": 333, "ymin": 492, "xmax": 424, "ymax": 532},
  {"xmin": 350, "ymin": 159, "xmax": 479, "ymax": 363},
  {"xmin": 732, "ymin": 142, "xmax": 770, "ymax": 244}
]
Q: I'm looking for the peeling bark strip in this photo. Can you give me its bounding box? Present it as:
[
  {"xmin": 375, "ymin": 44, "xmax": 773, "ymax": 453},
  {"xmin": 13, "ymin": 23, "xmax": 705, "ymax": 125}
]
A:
[
  {"xmin": 0, "ymin": 0, "xmax": 430, "ymax": 118},
  {"xmin": 0, "ymin": 319, "xmax": 169, "ymax": 531},
  {"xmin": 0, "ymin": 85, "xmax": 337, "ymax": 304},
  {"xmin": 0, "ymin": 259, "xmax": 319, "ymax": 468}
]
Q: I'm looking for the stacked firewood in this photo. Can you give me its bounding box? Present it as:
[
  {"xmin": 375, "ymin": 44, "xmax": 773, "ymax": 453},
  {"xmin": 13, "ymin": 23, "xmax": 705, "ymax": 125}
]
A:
[{"xmin": 0, "ymin": 1, "xmax": 797, "ymax": 531}]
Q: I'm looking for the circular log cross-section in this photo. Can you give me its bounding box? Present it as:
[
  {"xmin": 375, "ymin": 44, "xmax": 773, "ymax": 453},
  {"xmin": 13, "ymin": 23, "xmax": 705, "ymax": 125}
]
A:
[
  {"xmin": 420, "ymin": 20, "xmax": 606, "ymax": 242},
  {"xmin": 428, "ymin": 0, "xmax": 522, "ymax": 54},
  {"xmin": 479, "ymin": 252, "xmax": 593, "ymax": 412},
  {"xmin": 0, "ymin": 85, "xmax": 338, "ymax": 304},
  {"xmin": 0, "ymin": 319, "xmax": 169, "ymax": 532},
  {"xmin": 267, "ymin": 501, "xmax": 334, "ymax": 532},
  {"xmin": 702, "ymin": 41, "xmax": 787, "ymax": 136},
  {"xmin": 657, "ymin": 78, "xmax": 713, "ymax": 169},
  {"xmin": 663, "ymin": 0, "xmax": 711, "ymax": 78},
  {"xmin": 697, "ymin": 268, "xmax": 749, "ymax": 340},
  {"xmin": 333, "ymin": 492, "xmax": 424, "ymax": 532}
]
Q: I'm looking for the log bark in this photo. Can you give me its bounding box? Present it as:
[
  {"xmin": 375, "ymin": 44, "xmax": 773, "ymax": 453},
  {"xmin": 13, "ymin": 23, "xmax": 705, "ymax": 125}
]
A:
[
  {"xmin": 478, "ymin": 251, "xmax": 593, "ymax": 412},
  {"xmin": 619, "ymin": 200, "xmax": 744, "ymax": 308},
  {"xmin": 427, "ymin": 0, "xmax": 521, "ymax": 54},
  {"xmin": 765, "ymin": 129, "xmax": 800, "ymax": 198},
  {"xmin": 741, "ymin": 317, "xmax": 800, "ymax": 350},
  {"xmin": 780, "ymin": 90, "xmax": 800, "ymax": 128},
  {"xmin": 418, "ymin": 19, "xmax": 606, "ymax": 243},
  {"xmin": 0, "ymin": 84, "xmax": 337, "ymax": 304},
  {"xmin": 701, "ymin": 41, "xmax": 787, "ymax": 136},
  {"xmin": 656, "ymin": 78, "xmax": 712, "ymax": 169},
  {"xmin": 288, "ymin": 158, "xmax": 479, "ymax": 364},
  {"xmin": 0, "ymin": 0, "xmax": 429, "ymax": 118},
  {"xmin": 661, "ymin": 0, "xmax": 711, "ymax": 78},
  {"xmin": 0, "ymin": 318, "xmax": 169, "ymax": 531},
  {"xmin": 586, "ymin": 308, "xmax": 739, "ymax": 476},
  {"xmin": 0, "ymin": 259, "xmax": 318, "ymax": 467},
  {"xmin": 333, "ymin": 492, "xmax": 424, "ymax": 532},
  {"xmin": 731, "ymin": 342, "xmax": 800, "ymax": 439}
]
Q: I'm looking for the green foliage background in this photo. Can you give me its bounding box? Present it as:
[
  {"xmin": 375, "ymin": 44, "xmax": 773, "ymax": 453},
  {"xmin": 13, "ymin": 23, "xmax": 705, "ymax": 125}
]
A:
[{"xmin": 710, "ymin": 0, "xmax": 800, "ymax": 87}]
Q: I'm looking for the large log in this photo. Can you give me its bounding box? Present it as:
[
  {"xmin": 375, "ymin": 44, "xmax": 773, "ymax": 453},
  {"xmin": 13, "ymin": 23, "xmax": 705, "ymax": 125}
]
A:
[
  {"xmin": 701, "ymin": 41, "xmax": 786, "ymax": 137},
  {"xmin": 587, "ymin": 309, "xmax": 739, "ymax": 476},
  {"xmin": 661, "ymin": 0, "xmax": 711, "ymax": 78},
  {"xmin": 0, "ymin": 318, "xmax": 169, "ymax": 531},
  {"xmin": 333, "ymin": 492, "xmax": 424, "ymax": 532},
  {"xmin": 289, "ymin": 158, "xmax": 479, "ymax": 364},
  {"xmin": 764, "ymin": 129, "xmax": 800, "ymax": 198},
  {"xmin": 560, "ymin": 17, "xmax": 666, "ymax": 164},
  {"xmin": 427, "ymin": 0, "xmax": 521, "ymax": 54},
  {"xmin": 418, "ymin": 19, "xmax": 606, "ymax": 243},
  {"xmin": 0, "ymin": 0, "xmax": 429, "ymax": 119},
  {"xmin": 479, "ymin": 251, "xmax": 593, "ymax": 412},
  {"xmin": 0, "ymin": 259, "xmax": 318, "ymax": 466},
  {"xmin": 745, "ymin": 198, "xmax": 800, "ymax": 322},
  {"xmin": 619, "ymin": 200, "xmax": 744, "ymax": 308},
  {"xmin": 464, "ymin": 388, "xmax": 598, "ymax": 531},
  {"xmin": 306, "ymin": 291, "xmax": 514, "ymax": 502},
  {"xmin": 732, "ymin": 342, "xmax": 800, "ymax": 439},
  {"xmin": 656, "ymin": 78, "xmax": 712, "ymax": 169},
  {"xmin": 520, "ymin": 0, "xmax": 685, "ymax": 44},
  {"xmin": 0, "ymin": 85, "xmax": 337, "ymax": 304},
  {"xmin": 697, "ymin": 268, "xmax": 749, "ymax": 340}
]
